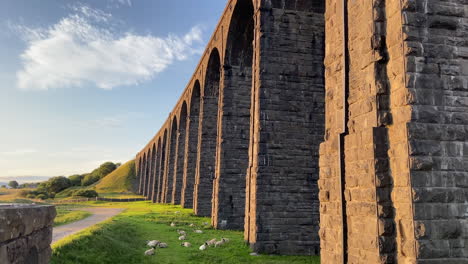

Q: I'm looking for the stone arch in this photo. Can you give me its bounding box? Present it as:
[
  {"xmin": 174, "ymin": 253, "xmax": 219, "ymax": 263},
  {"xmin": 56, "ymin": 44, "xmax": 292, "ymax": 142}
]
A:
[
  {"xmin": 152, "ymin": 138, "xmax": 162, "ymax": 202},
  {"xmin": 173, "ymin": 102, "xmax": 188, "ymax": 204},
  {"xmin": 164, "ymin": 116, "xmax": 178, "ymax": 203},
  {"xmin": 211, "ymin": 0, "xmax": 254, "ymax": 229},
  {"xmin": 147, "ymin": 143, "xmax": 157, "ymax": 200},
  {"xmin": 143, "ymin": 152, "xmax": 149, "ymax": 197},
  {"xmin": 137, "ymin": 157, "xmax": 143, "ymax": 194},
  {"xmin": 181, "ymin": 81, "xmax": 201, "ymax": 208},
  {"xmin": 194, "ymin": 48, "xmax": 221, "ymax": 216},
  {"xmin": 157, "ymin": 130, "xmax": 168, "ymax": 203}
]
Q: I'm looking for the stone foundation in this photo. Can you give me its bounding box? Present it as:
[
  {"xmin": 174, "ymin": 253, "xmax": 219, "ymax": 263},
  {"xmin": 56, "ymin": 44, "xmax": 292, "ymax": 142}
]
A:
[{"xmin": 0, "ymin": 204, "xmax": 56, "ymax": 264}]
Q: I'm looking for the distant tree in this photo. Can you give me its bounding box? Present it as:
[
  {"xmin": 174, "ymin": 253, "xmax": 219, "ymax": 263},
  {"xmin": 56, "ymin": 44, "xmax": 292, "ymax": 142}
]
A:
[
  {"xmin": 82, "ymin": 162, "xmax": 117, "ymax": 186},
  {"xmin": 68, "ymin": 174, "xmax": 84, "ymax": 186},
  {"xmin": 72, "ymin": 189, "xmax": 98, "ymax": 198},
  {"xmin": 1, "ymin": 185, "xmax": 6, "ymax": 189},
  {"xmin": 39, "ymin": 176, "xmax": 71, "ymax": 194},
  {"xmin": 8, "ymin": 181, "xmax": 19, "ymax": 189}
]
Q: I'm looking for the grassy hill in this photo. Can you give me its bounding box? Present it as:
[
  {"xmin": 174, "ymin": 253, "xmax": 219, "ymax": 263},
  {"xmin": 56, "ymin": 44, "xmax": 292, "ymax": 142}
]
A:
[{"xmin": 95, "ymin": 160, "xmax": 137, "ymax": 194}]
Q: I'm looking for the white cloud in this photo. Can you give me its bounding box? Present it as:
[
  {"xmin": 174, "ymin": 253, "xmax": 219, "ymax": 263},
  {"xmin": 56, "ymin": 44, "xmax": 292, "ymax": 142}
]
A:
[
  {"xmin": 108, "ymin": 0, "xmax": 132, "ymax": 8},
  {"xmin": 14, "ymin": 5, "xmax": 203, "ymax": 90}
]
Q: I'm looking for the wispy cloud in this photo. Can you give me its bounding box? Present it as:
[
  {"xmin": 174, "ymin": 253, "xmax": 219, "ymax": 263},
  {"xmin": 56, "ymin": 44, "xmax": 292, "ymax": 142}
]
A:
[
  {"xmin": 107, "ymin": 0, "xmax": 132, "ymax": 8},
  {"xmin": 13, "ymin": 4, "xmax": 203, "ymax": 90}
]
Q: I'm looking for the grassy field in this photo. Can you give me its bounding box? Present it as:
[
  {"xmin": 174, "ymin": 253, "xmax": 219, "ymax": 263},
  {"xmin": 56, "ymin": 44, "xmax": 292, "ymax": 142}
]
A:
[
  {"xmin": 0, "ymin": 188, "xmax": 30, "ymax": 201},
  {"xmin": 54, "ymin": 207, "xmax": 92, "ymax": 227},
  {"xmin": 51, "ymin": 201, "xmax": 320, "ymax": 264}
]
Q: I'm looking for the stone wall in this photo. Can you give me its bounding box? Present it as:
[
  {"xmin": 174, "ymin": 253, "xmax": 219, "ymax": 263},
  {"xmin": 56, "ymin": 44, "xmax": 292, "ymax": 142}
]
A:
[
  {"xmin": 245, "ymin": 1, "xmax": 324, "ymax": 255},
  {"xmin": 319, "ymin": 0, "xmax": 468, "ymax": 262},
  {"xmin": 0, "ymin": 204, "xmax": 56, "ymax": 264},
  {"xmin": 134, "ymin": 0, "xmax": 467, "ymax": 259}
]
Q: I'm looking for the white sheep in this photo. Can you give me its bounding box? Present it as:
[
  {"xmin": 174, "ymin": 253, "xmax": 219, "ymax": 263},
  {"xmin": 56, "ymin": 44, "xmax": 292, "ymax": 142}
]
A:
[
  {"xmin": 206, "ymin": 238, "xmax": 217, "ymax": 246},
  {"xmin": 158, "ymin": 242, "xmax": 168, "ymax": 248},
  {"xmin": 170, "ymin": 222, "xmax": 176, "ymax": 227},
  {"xmin": 181, "ymin": 242, "xmax": 192, "ymax": 247},
  {"xmin": 194, "ymin": 230, "xmax": 203, "ymax": 234},
  {"xmin": 177, "ymin": 230, "xmax": 186, "ymax": 235},
  {"xmin": 199, "ymin": 242, "xmax": 208, "ymax": 251},
  {"xmin": 144, "ymin": 248, "xmax": 155, "ymax": 256},
  {"xmin": 147, "ymin": 240, "xmax": 160, "ymax": 248},
  {"xmin": 178, "ymin": 235, "xmax": 187, "ymax": 240}
]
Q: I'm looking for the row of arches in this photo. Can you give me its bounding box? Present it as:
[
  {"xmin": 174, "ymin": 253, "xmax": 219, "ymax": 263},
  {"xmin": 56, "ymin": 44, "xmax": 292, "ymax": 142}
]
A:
[
  {"xmin": 135, "ymin": 0, "xmax": 324, "ymax": 256},
  {"xmin": 137, "ymin": 0, "xmax": 254, "ymax": 230}
]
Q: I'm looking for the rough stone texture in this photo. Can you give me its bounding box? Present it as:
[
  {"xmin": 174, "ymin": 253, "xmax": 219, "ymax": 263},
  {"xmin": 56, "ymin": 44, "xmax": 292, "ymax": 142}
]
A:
[
  {"xmin": 194, "ymin": 50, "xmax": 221, "ymax": 217},
  {"xmin": 135, "ymin": 0, "xmax": 324, "ymax": 256},
  {"xmin": 0, "ymin": 204, "xmax": 56, "ymax": 264},
  {"xmin": 245, "ymin": 1, "xmax": 324, "ymax": 255},
  {"xmin": 319, "ymin": 0, "xmax": 468, "ymax": 263},
  {"xmin": 166, "ymin": 119, "xmax": 178, "ymax": 204},
  {"xmin": 172, "ymin": 104, "xmax": 188, "ymax": 204},
  {"xmin": 181, "ymin": 84, "xmax": 200, "ymax": 209},
  {"xmin": 211, "ymin": 0, "xmax": 253, "ymax": 230}
]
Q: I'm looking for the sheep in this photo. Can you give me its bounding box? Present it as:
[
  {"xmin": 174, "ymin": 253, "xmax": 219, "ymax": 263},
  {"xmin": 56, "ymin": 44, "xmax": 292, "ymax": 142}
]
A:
[
  {"xmin": 181, "ymin": 242, "xmax": 192, "ymax": 247},
  {"xmin": 177, "ymin": 230, "xmax": 186, "ymax": 235},
  {"xmin": 189, "ymin": 223, "xmax": 195, "ymax": 227},
  {"xmin": 170, "ymin": 222, "xmax": 176, "ymax": 227},
  {"xmin": 199, "ymin": 242, "xmax": 208, "ymax": 251},
  {"xmin": 214, "ymin": 238, "xmax": 229, "ymax": 247},
  {"xmin": 178, "ymin": 235, "xmax": 187, "ymax": 240},
  {"xmin": 144, "ymin": 248, "xmax": 155, "ymax": 256},
  {"xmin": 158, "ymin": 242, "xmax": 168, "ymax": 248},
  {"xmin": 194, "ymin": 230, "xmax": 203, "ymax": 234},
  {"xmin": 206, "ymin": 238, "xmax": 217, "ymax": 246},
  {"xmin": 147, "ymin": 240, "xmax": 160, "ymax": 248}
]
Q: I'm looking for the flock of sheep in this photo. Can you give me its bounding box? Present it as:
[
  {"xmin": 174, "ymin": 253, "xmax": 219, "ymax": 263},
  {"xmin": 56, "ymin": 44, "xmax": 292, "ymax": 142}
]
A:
[{"xmin": 144, "ymin": 219, "xmax": 230, "ymax": 256}]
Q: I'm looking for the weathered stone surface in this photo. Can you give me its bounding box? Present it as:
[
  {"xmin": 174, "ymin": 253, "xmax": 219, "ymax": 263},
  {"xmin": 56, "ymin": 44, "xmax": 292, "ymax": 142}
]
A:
[
  {"xmin": 319, "ymin": 0, "xmax": 468, "ymax": 263},
  {"xmin": 0, "ymin": 204, "xmax": 56, "ymax": 264},
  {"xmin": 135, "ymin": 0, "xmax": 467, "ymax": 260}
]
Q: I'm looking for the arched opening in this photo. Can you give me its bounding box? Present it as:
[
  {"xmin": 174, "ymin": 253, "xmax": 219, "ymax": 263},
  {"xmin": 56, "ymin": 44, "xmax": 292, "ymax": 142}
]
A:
[
  {"xmin": 212, "ymin": 0, "xmax": 254, "ymax": 229},
  {"xmin": 181, "ymin": 82, "xmax": 201, "ymax": 208},
  {"xmin": 152, "ymin": 138, "xmax": 161, "ymax": 202},
  {"xmin": 140, "ymin": 154, "xmax": 147, "ymax": 196},
  {"xmin": 143, "ymin": 153, "xmax": 150, "ymax": 198},
  {"xmin": 137, "ymin": 157, "xmax": 143, "ymax": 194},
  {"xmin": 173, "ymin": 102, "xmax": 188, "ymax": 204},
  {"xmin": 165, "ymin": 117, "xmax": 178, "ymax": 203},
  {"xmin": 147, "ymin": 144, "xmax": 157, "ymax": 200},
  {"xmin": 194, "ymin": 48, "xmax": 221, "ymax": 216},
  {"xmin": 158, "ymin": 130, "xmax": 168, "ymax": 203}
]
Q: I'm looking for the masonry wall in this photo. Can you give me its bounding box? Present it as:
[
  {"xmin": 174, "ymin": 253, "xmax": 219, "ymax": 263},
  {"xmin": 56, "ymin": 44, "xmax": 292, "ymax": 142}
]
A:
[
  {"xmin": 319, "ymin": 0, "xmax": 468, "ymax": 263},
  {"xmin": 0, "ymin": 204, "xmax": 56, "ymax": 264},
  {"xmin": 245, "ymin": 1, "xmax": 325, "ymax": 255}
]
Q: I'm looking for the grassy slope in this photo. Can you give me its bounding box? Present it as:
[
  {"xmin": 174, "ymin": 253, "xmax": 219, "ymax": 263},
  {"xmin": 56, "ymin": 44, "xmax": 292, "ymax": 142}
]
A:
[
  {"xmin": 95, "ymin": 160, "xmax": 136, "ymax": 194},
  {"xmin": 51, "ymin": 202, "xmax": 320, "ymax": 264}
]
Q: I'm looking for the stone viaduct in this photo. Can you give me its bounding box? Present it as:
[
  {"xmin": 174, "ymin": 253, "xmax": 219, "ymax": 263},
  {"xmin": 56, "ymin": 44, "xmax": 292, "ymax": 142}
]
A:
[{"xmin": 135, "ymin": 0, "xmax": 468, "ymax": 262}]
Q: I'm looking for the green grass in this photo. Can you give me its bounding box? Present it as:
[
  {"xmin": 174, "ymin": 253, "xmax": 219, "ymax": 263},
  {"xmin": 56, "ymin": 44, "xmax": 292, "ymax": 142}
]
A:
[
  {"xmin": 55, "ymin": 186, "xmax": 93, "ymax": 199},
  {"xmin": 95, "ymin": 160, "xmax": 137, "ymax": 194},
  {"xmin": 51, "ymin": 201, "xmax": 320, "ymax": 264},
  {"xmin": 54, "ymin": 207, "xmax": 92, "ymax": 227}
]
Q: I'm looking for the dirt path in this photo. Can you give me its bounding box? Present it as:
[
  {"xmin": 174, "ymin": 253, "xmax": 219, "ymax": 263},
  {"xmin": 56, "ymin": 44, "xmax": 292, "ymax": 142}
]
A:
[{"xmin": 52, "ymin": 208, "xmax": 124, "ymax": 243}]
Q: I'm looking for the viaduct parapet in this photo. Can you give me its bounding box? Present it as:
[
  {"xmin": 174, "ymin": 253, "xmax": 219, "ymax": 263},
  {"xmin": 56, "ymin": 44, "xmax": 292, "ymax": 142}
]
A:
[{"xmin": 135, "ymin": 0, "xmax": 468, "ymax": 261}]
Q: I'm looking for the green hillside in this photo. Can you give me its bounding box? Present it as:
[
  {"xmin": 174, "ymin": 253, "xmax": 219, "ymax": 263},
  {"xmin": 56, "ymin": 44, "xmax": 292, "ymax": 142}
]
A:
[{"xmin": 95, "ymin": 160, "xmax": 137, "ymax": 193}]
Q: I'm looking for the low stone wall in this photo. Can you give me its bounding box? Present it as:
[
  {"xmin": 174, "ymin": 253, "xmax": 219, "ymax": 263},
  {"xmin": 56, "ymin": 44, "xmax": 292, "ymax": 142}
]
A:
[{"xmin": 0, "ymin": 204, "xmax": 56, "ymax": 264}]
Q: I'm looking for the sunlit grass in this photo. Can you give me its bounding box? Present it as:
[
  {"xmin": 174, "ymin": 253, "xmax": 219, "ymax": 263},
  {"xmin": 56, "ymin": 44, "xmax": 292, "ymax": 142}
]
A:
[
  {"xmin": 51, "ymin": 201, "xmax": 320, "ymax": 264},
  {"xmin": 54, "ymin": 208, "xmax": 92, "ymax": 227}
]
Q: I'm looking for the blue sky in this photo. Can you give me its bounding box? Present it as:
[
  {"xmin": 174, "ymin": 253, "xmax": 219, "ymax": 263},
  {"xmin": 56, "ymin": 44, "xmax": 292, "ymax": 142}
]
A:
[{"xmin": 0, "ymin": 0, "xmax": 226, "ymax": 181}]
